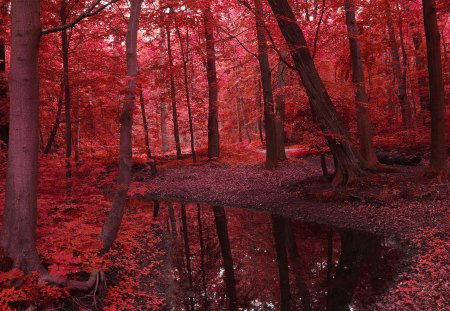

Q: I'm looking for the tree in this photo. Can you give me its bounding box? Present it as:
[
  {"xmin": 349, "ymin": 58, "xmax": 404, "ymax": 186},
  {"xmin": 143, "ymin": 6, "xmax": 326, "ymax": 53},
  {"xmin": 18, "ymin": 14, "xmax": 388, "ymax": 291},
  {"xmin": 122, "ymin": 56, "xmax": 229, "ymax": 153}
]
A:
[
  {"xmin": 422, "ymin": 0, "xmax": 447, "ymax": 179},
  {"xmin": 266, "ymin": 0, "xmax": 367, "ymax": 186},
  {"xmin": 275, "ymin": 50, "xmax": 288, "ymax": 161},
  {"xmin": 204, "ymin": 3, "xmax": 220, "ymax": 159},
  {"xmin": 254, "ymin": 0, "xmax": 278, "ymax": 169},
  {"xmin": 344, "ymin": 0, "xmax": 378, "ymax": 166},
  {"xmin": 99, "ymin": 0, "xmax": 143, "ymax": 253}
]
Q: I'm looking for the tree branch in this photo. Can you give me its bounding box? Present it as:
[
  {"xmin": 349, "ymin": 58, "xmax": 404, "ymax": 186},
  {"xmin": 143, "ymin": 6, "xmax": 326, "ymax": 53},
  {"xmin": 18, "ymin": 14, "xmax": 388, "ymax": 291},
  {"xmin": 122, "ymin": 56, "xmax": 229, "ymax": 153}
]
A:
[{"xmin": 41, "ymin": 0, "xmax": 119, "ymax": 35}]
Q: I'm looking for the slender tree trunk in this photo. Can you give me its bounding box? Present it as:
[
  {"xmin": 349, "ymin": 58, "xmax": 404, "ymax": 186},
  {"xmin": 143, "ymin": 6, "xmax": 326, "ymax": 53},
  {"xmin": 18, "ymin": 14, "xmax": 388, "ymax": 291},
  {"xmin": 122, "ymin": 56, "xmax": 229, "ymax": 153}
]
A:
[
  {"xmin": 175, "ymin": 22, "xmax": 197, "ymax": 163},
  {"xmin": 74, "ymin": 75, "xmax": 80, "ymax": 165},
  {"xmin": 44, "ymin": 82, "xmax": 64, "ymax": 154},
  {"xmin": 344, "ymin": 0, "xmax": 378, "ymax": 166},
  {"xmin": 422, "ymin": 0, "xmax": 448, "ymax": 179},
  {"xmin": 1, "ymin": 0, "xmax": 43, "ymax": 273},
  {"xmin": 386, "ymin": 6, "xmax": 413, "ymax": 128},
  {"xmin": 166, "ymin": 24, "xmax": 182, "ymax": 158},
  {"xmin": 411, "ymin": 28, "xmax": 430, "ymax": 123},
  {"xmin": 60, "ymin": 0, "xmax": 73, "ymax": 180},
  {"xmin": 213, "ymin": 206, "xmax": 238, "ymax": 311},
  {"xmin": 204, "ymin": 4, "xmax": 220, "ymax": 159},
  {"xmin": 254, "ymin": 0, "xmax": 277, "ymax": 168},
  {"xmin": 267, "ymin": 0, "xmax": 366, "ymax": 186},
  {"xmin": 139, "ymin": 89, "xmax": 157, "ymax": 174},
  {"xmin": 271, "ymin": 215, "xmax": 291, "ymax": 311},
  {"xmin": 275, "ymin": 50, "xmax": 288, "ymax": 161},
  {"xmin": 99, "ymin": 0, "xmax": 143, "ymax": 253},
  {"xmin": 168, "ymin": 202, "xmax": 177, "ymax": 235}
]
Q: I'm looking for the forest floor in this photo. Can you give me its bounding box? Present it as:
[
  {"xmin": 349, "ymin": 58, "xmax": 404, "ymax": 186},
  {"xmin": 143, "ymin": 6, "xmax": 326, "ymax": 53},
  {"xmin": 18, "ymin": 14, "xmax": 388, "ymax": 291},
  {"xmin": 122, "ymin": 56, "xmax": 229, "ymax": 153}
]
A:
[
  {"xmin": 132, "ymin": 143, "xmax": 449, "ymax": 310},
  {"xmin": 0, "ymin": 135, "xmax": 448, "ymax": 310}
]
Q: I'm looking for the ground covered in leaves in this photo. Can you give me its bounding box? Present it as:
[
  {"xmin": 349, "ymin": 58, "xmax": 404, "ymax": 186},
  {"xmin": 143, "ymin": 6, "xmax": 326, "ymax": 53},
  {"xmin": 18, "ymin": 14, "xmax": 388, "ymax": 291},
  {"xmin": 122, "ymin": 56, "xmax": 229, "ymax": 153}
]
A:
[{"xmin": 0, "ymin": 139, "xmax": 448, "ymax": 310}]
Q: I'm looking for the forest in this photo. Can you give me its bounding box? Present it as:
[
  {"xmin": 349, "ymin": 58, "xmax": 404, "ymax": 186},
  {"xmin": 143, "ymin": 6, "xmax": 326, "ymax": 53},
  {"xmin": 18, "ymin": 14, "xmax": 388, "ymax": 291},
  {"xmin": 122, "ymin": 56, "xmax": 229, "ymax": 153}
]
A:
[{"xmin": 0, "ymin": 0, "xmax": 448, "ymax": 310}]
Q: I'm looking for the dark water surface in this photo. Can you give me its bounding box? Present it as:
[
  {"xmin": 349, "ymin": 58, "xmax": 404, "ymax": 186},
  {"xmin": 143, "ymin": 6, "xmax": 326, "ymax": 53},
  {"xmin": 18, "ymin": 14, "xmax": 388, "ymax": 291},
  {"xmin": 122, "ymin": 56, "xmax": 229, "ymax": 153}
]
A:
[{"xmin": 150, "ymin": 201, "xmax": 403, "ymax": 311}]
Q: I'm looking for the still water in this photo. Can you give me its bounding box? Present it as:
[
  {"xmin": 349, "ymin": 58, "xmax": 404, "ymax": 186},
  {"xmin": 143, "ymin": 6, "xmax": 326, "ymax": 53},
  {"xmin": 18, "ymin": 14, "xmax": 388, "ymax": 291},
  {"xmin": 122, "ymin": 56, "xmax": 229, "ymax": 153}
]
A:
[{"xmin": 150, "ymin": 201, "xmax": 403, "ymax": 311}]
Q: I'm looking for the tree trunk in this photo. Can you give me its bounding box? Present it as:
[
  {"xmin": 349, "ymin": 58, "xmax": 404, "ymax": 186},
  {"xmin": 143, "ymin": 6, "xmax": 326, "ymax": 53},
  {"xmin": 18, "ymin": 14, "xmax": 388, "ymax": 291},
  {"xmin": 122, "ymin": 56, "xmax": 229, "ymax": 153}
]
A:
[
  {"xmin": 256, "ymin": 79, "xmax": 265, "ymax": 145},
  {"xmin": 204, "ymin": 4, "xmax": 220, "ymax": 159},
  {"xmin": 213, "ymin": 206, "xmax": 238, "ymax": 311},
  {"xmin": 275, "ymin": 50, "xmax": 288, "ymax": 161},
  {"xmin": 1, "ymin": 0, "xmax": 43, "ymax": 273},
  {"xmin": 60, "ymin": 0, "xmax": 73, "ymax": 179},
  {"xmin": 386, "ymin": 6, "xmax": 413, "ymax": 128},
  {"xmin": 271, "ymin": 215, "xmax": 291, "ymax": 311},
  {"xmin": 266, "ymin": 0, "xmax": 366, "ymax": 186},
  {"xmin": 411, "ymin": 28, "xmax": 430, "ymax": 123},
  {"xmin": 139, "ymin": 89, "xmax": 157, "ymax": 174},
  {"xmin": 74, "ymin": 75, "xmax": 81, "ymax": 165},
  {"xmin": 175, "ymin": 21, "xmax": 197, "ymax": 163},
  {"xmin": 236, "ymin": 97, "xmax": 242, "ymax": 142},
  {"xmin": 422, "ymin": 0, "xmax": 448, "ymax": 179},
  {"xmin": 44, "ymin": 82, "xmax": 64, "ymax": 154},
  {"xmin": 99, "ymin": 0, "xmax": 143, "ymax": 253},
  {"xmin": 344, "ymin": 0, "xmax": 378, "ymax": 166},
  {"xmin": 254, "ymin": 0, "xmax": 277, "ymax": 168},
  {"xmin": 166, "ymin": 23, "xmax": 182, "ymax": 158}
]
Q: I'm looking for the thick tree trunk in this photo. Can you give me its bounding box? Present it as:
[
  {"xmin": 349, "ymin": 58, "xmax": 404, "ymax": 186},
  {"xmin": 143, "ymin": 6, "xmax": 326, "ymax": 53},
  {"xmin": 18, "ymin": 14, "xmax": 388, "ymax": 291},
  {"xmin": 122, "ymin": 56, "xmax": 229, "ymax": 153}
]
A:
[
  {"xmin": 44, "ymin": 82, "xmax": 64, "ymax": 154},
  {"xmin": 254, "ymin": 0, "xmax": 277, "ymax": 168},
  {"xmin": 422, "ymin": 0, "xmax": 448, "ymax": 179},
  {"xmin": 213, "ymin": 206, "xmax": 238, "ymax": 311},
  {"xmin": 344, "ymin": 0, "xmax": 378, "ymax": 166},
  {"xmin": 60, "ymin": 0, "xmax": 73, "ymax": 179},
  {"xmin": 271, "ymin": 215, "xmax": 291, "ymax": 311},
  {"xmin": 386, "ymin": 7, "xmax": 413, "ymax": 128},
  {"xmin": 139, "ymin": 89, "xmax": 157, "ymax": 174},
  {"xmin": 275, "ymin": 50, "xmax": 288, "ymax": 161},
  {"xmin": 166, "ymin": 24, "xmax": 182, "ymax": 158},
  {"xmin": 1, "ymin": 0, "xmax": 42, "ymax": 273},
  {"xmin": 204, "ymin": 4, "xmax": 220, "ymax": 159},
  {"xmin": 412, "ymin": 29, "xmax": 430, "ymax": 123},
  {"xmin": 99, "ymin": 0, "xmax": 143, "ymax": 253},
  {"xmin": 266, "ymin": 0, "xmax": 366, "ymax": 186}
]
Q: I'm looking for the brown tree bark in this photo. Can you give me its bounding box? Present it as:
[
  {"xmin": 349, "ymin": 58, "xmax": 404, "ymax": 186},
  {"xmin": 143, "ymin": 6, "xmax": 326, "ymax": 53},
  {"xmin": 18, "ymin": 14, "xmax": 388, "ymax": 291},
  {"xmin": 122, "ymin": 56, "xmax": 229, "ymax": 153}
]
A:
[
  {"xmin": 275, "ymin": 50, "xmax": 288, "ymax": 161},
  {"xmin": 139, "ymin": 89, "xmax": 157, "ymax": 174},
  {"xmin": 1, "ymin": 0, "xmax": 43, "ymax": 273},
  {"xmin": 266, "ymin": 0, "xmax": 366, "ymax": 186},
  {"xmin": 99, "ymin": 0, "xmax": 143, "ymax": 253},
  {"xmin": 254, "ymin": 0, "xmax": 278, "ymax": 168},
  {"xmin": 60, "ymin": 0, "xmax": 73, "ymax": 179},
  {"xmin": 344, "ymin": 0, "xmax": 378, "ymax": 166},
  {"xmin": 422, "ymin": 0, "xmax": 448, "ymax": 179},
  {"xmin": 204, "ymin": 3, "xmax": 220, "ymax": 159},
  {"xmin": 213, "ymin": 206, "xmax": 238, "ymax": 311},
  {"xmin": 166, "ymin": 22, "xmax": 182, "ymax": 158},
  {"xmin": 386, "ymin": 6, "xmax": 413, "ymax": 128}
]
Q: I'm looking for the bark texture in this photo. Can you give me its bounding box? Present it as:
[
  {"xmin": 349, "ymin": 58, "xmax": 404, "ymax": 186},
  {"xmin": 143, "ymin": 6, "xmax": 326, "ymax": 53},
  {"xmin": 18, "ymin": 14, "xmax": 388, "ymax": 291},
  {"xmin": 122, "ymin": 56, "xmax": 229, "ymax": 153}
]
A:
[
  {"xmin": 266, "ymin": 0, "xmax": 366, "ymax": 186},
  {"xmin": 204, "ymin": 4, "xmax": 220, "ymax": 159},
  {"xmin": 275, "ymin": 50, "xmax": 288, "ymax": 161},
  {"xmin": 422, "ymin": 0, "xmax": 448, "ymax": 179},
  {"xmin": 254, "ymin": 0, "xmax": 278, "ymax": 168},
  {"xmin": 344, "ymin": 0, "xmax": 378, "ymax": 165},
  {"xmin": 99, "ymin": 0, "xmax": 143, "ymax": 252}
]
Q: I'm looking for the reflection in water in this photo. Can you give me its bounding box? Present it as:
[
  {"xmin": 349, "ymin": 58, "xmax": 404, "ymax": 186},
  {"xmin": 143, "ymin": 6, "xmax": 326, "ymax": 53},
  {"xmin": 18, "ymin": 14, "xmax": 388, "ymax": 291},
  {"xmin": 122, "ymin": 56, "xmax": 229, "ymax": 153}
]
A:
[{"xmin": 152, "ymin": 202, "xmax": 403, "ymax": 310}]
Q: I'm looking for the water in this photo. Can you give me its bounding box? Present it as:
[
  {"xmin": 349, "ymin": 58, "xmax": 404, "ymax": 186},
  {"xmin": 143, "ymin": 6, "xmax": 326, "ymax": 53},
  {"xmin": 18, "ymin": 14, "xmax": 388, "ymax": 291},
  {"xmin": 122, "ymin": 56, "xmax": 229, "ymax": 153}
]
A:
[{"xmin": 150, "ymin": 201, "xmax": 403, "ymax": 311}]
